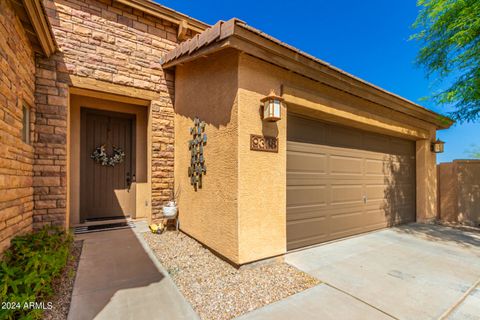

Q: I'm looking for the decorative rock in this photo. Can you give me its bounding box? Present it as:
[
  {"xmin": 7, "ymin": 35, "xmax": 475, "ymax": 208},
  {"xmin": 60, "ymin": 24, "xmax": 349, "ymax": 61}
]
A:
[{"xmin": 144, "ymin": 231, "xmax": 320, "ymax": 320}]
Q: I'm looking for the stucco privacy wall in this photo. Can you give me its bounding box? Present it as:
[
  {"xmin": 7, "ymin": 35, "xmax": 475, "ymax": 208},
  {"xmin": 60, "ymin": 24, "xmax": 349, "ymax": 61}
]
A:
[
  {"xmin": 36, "ymin": 0, "xmax": 194, "ymax": 225},
  {"xmin": 0, "ymin": 0, "xmax": 36, "ymax": 252},
  {"xmin": 236, "ymin": 53, "xmax": 439, "ymax": 261},
  {"xmin": 438, "ymin": 160, "xmax": 480, "ymax": 226},
  {"xmin": 452, "ymin": 161, "xmax": 480, "ymax": 225},
  {"xmin": 174, "ymin": 50, "xmax": 240, "ymax": 263}
]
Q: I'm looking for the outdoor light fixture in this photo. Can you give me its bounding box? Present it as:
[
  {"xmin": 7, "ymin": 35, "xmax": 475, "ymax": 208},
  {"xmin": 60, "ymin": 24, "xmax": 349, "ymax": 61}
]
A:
[
  {"xmin": 431, "ymin": 139, "xmax": 445, "ymax": 153},
  {"xmin": 261, "ymin": 90, "xmax": 283, "ymax": 122}
]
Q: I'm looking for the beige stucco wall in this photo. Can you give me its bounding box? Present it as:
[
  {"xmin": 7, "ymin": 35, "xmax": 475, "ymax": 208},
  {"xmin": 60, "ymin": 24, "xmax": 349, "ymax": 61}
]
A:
[
  {"xmin": 173, "ymin": 49, "xmax": 441, "ymax": 265},
  {"xmin": 416, "ymin": 136, "xmax": 438, "ymax": 222},
  {"xmin": 174, "ymin": 50, "xmax": 240, "ymax": 263},
  {"xmin": 236, "ymin": 53, "xmax": 439, "ymax": 260},
  {"xmin": 438, "ymin": 162, "xmax": 457, "ymax": 222},
  {"xmin": 69, "ymin": 94, "xmax": 149, "ymax": 225},
  {"xmin": 237, "ymin": 56, "xmax": 287, "ymax": 264}
]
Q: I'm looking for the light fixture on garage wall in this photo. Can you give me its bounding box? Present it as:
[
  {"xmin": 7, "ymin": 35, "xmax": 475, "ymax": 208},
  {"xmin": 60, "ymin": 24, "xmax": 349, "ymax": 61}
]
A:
[
  {"xmin": 431, "ymin": 139, "xmax": 445, "ymax": 153},
  {"xmin": 261, "ymin": 90, "xmax": 283, "ymax": 122}
]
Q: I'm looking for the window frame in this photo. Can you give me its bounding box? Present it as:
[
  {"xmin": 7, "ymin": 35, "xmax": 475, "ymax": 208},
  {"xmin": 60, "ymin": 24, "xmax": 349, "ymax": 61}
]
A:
[{"xmin": 22, "ymin": 103, "xmax": 31, "ymax": 144}]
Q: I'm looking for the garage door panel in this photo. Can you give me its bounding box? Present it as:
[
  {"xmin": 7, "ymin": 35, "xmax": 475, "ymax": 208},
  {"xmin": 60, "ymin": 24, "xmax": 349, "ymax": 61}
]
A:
[
  {"xmin": 363, "ymin": 133, "xmax": 391, "ymax": 151},
  {"xmin": 287, "ymin": 151, "xmax": 327, "ymax": 174},
  {"xmin": 288, "ymin": 176, "xmax": 367, "ymax": 185},
  {"xmin": 288, "ymin": 213, "xmax": 387, "ymax": 250},
  {"xmin": 287, "ymin": 205, "xmax": 330, "ymax": 223},
  {"xmin": 287, "ymin": 178, "xmax": 329, "ymax": 186},
  {"xmin": 331, "ymin": 185, "xmax": 363, "ymax": 205},
  {"xmin": 365, "ymin": 184, "xmax": 387, "ymax": 201},
  {"xmin": 287, "ymin": 114, "xmax": 416, "ymax": 250},
  {"xmin": 330, "ymin": 211, "xmax": 380, "ymax": 231},
  {"xmin": 393, "ymin": 139, "xmax": 416, "ymax": 155},
  {"xmin": 330, "ymin": 155, "xmax": 363, "ymax": 175},
  {"xmin": 326, "ymin": 124, "xmax": 364, "ymax": 149},
  {"xmin": 287, "ymin": 226, "xmax": 328, "ymax": 249},
  {"xmin": 288, "ymin": 201, "xmax": 367, "ymax": 222},
  {"xmin": 365, "ymin": 159, "xmax": 384, "ymax": 175},
  {"xmin": 287, "ymin": 185, "xmax": 327, "ymax": 207},
  {"xmin": 287, "ymin": 116, "xmax": 327, "ymax": 145},
  {"xmin": 286, "ymin": 206, "xmax": 328, "ymax": 222}
]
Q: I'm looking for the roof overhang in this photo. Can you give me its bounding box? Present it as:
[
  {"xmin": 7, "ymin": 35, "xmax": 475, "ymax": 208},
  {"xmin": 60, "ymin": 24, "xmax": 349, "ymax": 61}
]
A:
[
  {"xmin": 12, "ymin": 0, "xmax": 57, "ymax": 57},
  {"xmin": 115, "ymin": 0, "xmax": 209, "ymax": 35},
  {"xmin": 162, "ymin": 19, "xmax": 454, "ymax": 130}
]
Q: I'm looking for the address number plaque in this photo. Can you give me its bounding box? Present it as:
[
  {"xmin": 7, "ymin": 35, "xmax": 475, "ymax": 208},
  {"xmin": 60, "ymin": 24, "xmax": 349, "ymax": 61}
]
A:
[{"xmin": 250, "ymin": 134, "xmax": 278, "ymax": 153}]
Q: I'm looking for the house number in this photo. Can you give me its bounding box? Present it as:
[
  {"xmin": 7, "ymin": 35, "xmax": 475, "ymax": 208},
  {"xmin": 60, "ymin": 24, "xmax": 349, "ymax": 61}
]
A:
[{"xmin": 250, "ymin": 134, "xmax": 278, "ymax": 153}]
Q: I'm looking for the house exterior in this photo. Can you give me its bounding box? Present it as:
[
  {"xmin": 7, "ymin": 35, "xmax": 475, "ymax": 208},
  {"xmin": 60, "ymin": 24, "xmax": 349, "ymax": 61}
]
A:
[{"xmin": 0, "ymin": 0, "xmax": 452, "ymax": 265}]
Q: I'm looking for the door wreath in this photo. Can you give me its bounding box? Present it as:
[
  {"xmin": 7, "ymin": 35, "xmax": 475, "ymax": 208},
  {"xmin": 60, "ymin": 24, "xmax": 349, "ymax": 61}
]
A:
[{"xmin": 90, "ymin": 145, "xmax": 125, "ymax": 167}]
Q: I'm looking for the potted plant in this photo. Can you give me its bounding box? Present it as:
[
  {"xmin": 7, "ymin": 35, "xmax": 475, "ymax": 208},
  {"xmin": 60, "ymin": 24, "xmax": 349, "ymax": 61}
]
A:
[{"xmin": 162, "ymin": 188, "xmax": 180, "ymax": 218}]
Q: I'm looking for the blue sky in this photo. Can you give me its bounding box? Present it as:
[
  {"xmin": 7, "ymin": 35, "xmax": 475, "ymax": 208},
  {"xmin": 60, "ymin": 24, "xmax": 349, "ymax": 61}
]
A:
[{"xmin": 157, "ymin": 0, "xmax": 479, "ymax": 162}]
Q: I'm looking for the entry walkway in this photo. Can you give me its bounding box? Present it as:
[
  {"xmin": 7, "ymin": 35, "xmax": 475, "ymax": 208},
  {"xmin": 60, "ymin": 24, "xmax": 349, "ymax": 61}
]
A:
[{"xmin": 68, "ymin": 221, "xmax": 198, "ymax": 320}]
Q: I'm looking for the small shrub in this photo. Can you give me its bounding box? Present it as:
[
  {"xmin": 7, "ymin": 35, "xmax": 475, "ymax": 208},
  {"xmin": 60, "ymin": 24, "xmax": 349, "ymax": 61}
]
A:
[{"xmin": 0, "ymin": 227, "xmax": 73, "ymax": 320}]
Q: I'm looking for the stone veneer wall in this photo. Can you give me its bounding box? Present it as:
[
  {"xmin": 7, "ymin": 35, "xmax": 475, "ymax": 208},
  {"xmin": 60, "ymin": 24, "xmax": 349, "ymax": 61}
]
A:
[
  {"xmin": 33, "ymin": 0, "xmax": 191, "ymax": 226},
  {"xmin": 33, "ymin": 54, "xmax": 70, "ymax": 228},
  {"xmin": 0, "ymin": 0, "xmax": 36, "ymax": 252}
]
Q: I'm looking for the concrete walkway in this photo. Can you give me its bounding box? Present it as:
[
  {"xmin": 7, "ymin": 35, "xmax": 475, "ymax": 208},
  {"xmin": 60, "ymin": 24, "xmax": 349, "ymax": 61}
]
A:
[
  {"xmin": 238, "ymin": 224, "xmax": 480, "ymax": 320},
  {"xmin": 68, "ymin": 221, "xmax": 198, "ymax": 320}
]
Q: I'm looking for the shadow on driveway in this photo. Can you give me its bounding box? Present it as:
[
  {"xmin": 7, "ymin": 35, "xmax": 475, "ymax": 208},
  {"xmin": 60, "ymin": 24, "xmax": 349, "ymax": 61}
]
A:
[{"xmin": 394, "ymin": 223, "xmax": 480, "ymax": 248}]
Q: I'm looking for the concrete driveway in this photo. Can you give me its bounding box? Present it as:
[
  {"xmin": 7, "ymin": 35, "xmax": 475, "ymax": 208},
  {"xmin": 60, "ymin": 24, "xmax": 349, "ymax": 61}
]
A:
[{"xmin": 238, "ymin": 224, "xmax": 480, "ymax": 320}]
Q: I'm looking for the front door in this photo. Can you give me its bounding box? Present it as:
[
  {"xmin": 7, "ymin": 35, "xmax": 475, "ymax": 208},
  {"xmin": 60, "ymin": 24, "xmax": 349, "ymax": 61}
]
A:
[{"xmin": 80, "ymin": 108, "xmax": 136, "ymax": 222}]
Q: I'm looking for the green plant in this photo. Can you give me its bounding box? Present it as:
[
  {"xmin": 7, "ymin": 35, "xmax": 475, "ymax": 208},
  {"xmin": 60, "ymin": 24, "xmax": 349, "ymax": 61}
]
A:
[
  {"xmin": 466, "ymin": 144, "xmax": 480, "ymax": 159},
  {"xmin": 411, "ymin": 0, "xmax": 480, "ymax": 122},
  {"xmin": 0, "ymin": 227, "xmax": 73, "ymax": 320}
]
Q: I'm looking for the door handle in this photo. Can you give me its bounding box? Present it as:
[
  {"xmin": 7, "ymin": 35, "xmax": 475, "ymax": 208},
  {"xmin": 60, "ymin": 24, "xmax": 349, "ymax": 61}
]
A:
[
  {"xmin": 126, "ymin": 172, "xmax": 136, "ymax": 192},
  {"xmin": 126, "ymin": 172, "xmax": 132, "ymax": 190},
  {"xmin": 363, "ymin": 195, "xmax": 368, "ymax": 204}
]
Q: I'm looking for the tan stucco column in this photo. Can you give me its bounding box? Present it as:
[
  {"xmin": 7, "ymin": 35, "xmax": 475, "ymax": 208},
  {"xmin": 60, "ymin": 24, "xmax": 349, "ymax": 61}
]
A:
[{"xmin": 416, "ymin": 138, "xmax": 438, "ymax": 222}]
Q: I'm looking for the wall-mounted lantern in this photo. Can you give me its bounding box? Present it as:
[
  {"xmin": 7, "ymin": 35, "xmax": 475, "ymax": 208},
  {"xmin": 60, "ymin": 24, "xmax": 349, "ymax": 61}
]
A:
[
  {"xmin": 431, "ymin": 139, "xmax": 445, "ymax": 153},
  {"xmin": 261, "ymin": 90, "xmax": 283, "ymax": 122}
]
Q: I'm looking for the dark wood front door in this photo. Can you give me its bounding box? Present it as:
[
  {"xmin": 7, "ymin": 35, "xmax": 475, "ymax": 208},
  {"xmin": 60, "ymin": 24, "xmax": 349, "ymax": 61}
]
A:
[{"xmin": 80, "ymin": 108, "xmax": 136, "ymax": 222}]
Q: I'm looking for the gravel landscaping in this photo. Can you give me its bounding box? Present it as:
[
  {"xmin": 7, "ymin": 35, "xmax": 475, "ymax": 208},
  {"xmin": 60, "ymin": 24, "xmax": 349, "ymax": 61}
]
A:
[
  {"xmin": 144, "ymin": 231, "xmax": 320, "ymax": 320},
  {"xmin": 43, "ymin": 240, "xmax": 83, "ymax": 320}
]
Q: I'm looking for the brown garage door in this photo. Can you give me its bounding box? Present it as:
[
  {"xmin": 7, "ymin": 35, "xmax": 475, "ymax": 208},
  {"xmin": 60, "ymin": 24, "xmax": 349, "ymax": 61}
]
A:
[{"xmin": 287, "ymin": 114, "xmax": 416, "ymax": 250}]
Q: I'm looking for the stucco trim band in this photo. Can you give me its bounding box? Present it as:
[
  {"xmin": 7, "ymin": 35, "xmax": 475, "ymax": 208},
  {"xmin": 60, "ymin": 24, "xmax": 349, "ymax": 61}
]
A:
[{"xmin": 283, "ymin": 86, "xmax": 431, "ymax": 140}]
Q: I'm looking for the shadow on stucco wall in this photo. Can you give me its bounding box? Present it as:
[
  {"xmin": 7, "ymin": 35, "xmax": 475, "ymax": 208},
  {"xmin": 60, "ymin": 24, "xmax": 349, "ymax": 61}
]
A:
[
  {"xmin": 438, "ymin": 160, "xmax": 480, "ymax": 227},
  {"xmin": 173, "ymin": 49, "xmax": 239, "ymax": 128},
  {"xmin": 457, "ymin": 161, "xmax": 480, "ymax": 226}
]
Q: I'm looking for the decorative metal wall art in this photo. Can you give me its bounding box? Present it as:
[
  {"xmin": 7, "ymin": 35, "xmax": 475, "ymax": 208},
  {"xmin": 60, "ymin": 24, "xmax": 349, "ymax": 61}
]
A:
[
  {"xmin": 250, "ymin": 134, "xmax": 278, "ymax": 153},
  {"xmin": 188, "ymin": 117, "xmax": 207, "ymax": 190}
]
